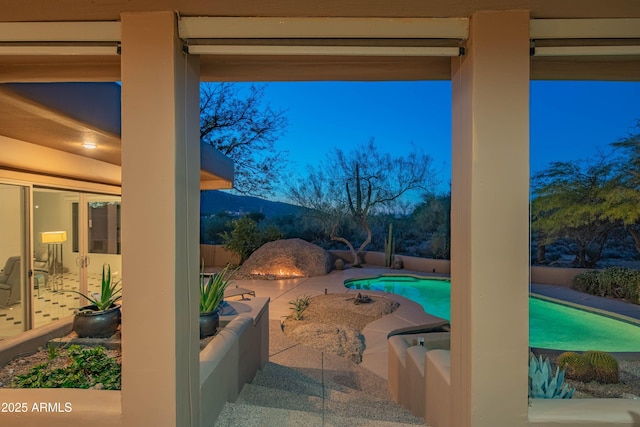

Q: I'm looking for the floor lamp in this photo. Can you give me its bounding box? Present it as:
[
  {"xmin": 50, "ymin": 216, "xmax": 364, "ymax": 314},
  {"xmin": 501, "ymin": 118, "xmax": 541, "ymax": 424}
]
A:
[{"xmin": 41, "ymin": 231, "xmax": 67, "ymax": 291}]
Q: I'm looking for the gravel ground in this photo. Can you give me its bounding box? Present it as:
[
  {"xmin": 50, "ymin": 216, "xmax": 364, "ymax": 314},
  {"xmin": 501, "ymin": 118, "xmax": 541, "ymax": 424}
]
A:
[
  {"xmin": 542, "ymin": 353, "xmax": 640, "ymax": 399},
  {"xmin": 282, "ymin": 293, "xmax": 399, "ymax": 364}
]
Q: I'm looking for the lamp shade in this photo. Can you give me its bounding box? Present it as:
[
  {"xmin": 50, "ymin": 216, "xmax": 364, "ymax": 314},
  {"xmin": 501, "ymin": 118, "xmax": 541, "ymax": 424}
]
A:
[{"xmin": 41, "ymin": 231, "xmax": 68, "ymax": 243}]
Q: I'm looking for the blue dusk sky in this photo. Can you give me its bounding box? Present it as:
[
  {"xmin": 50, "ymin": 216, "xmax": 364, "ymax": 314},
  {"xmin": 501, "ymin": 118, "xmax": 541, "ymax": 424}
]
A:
[{"xmin": 233, "ymin": 80, "xmax": 640, "ymax": 201}]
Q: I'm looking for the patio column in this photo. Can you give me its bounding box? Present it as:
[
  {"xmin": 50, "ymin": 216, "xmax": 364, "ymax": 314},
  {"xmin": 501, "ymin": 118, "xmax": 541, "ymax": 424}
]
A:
[
  {"xmin": 120, "ymin": 12, "xmax": 201, "ymax": 427},
  {"xmin": 450, "ymin": 11, "xmax": 530, "ymax": 427}
]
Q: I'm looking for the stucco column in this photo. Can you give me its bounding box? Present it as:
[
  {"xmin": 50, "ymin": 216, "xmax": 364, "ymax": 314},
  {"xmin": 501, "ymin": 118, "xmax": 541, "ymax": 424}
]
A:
[
  {"xmin": 450, "ymin": 11, "xmax": 530, "ymax": 427},
  {"xmin": 120, "ymin": 12, "xmax": 200, "ymax": 427}
]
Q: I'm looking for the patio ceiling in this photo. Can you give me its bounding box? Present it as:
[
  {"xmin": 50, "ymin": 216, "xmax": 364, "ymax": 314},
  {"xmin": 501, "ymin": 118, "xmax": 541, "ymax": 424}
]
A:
[{"xmin": 0, "ymin": 82, "xmax": 233, "ymax": 189}]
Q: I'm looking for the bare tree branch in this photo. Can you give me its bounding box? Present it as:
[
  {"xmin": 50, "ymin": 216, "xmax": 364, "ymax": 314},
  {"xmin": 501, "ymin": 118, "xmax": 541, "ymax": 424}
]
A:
[
  {"xmin": 200, "ymin": 83, "xmax": 288, "ymax": 196},
  {"xmin": 287, "ymin": 138, "xmax": 436, "ymax": 264}
]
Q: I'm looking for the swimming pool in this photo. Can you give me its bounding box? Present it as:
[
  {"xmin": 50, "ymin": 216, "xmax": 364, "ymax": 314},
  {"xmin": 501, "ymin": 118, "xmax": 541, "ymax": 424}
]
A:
[{"xmin": 345, "ymin": 275, "xmax": 640, "ymax": 352}]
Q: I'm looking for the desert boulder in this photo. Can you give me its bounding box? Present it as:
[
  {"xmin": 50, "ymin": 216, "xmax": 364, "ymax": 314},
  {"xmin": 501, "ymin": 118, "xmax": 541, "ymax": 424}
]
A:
[{"xmin": 236, "ymin": 238, "xmax": 332, "ymax": 279}]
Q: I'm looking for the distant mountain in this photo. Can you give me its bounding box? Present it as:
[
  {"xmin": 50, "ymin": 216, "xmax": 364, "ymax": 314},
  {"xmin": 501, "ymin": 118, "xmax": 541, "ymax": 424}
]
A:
[{"xmin": 200, "ymin": 190, "xmax": 303, "ymax": 218}]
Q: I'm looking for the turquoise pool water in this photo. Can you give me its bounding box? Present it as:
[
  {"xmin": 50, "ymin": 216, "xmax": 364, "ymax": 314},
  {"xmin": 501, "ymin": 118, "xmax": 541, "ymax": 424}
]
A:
[{"xmin": 345, "ymin": 275, "xmax": 640, "ymax": 352}]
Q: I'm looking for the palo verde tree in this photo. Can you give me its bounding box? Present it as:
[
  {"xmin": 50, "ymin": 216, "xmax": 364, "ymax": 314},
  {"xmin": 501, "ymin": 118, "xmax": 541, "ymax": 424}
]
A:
[
  {"xmin": 200, "ymin": 83, "xmax": 288, "ymax": 196},
  {"xmin": 601, "ymin": 121, "xmax": 640, "ymax": 255},
  {"xmin": 411, "ymin": 192, "xmax": 451, "ymax": 259},
  {"xmin": 531, "ymin": 156, "xmax": 619, "ymax": 268},
  {"xmin": 287, "ymin": 139, "xmax": 436, "ymax": 265}
]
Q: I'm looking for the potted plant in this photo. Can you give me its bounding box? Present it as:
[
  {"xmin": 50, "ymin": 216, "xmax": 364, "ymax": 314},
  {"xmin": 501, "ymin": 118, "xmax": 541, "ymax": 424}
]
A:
[
  {"xmin": 199, "ymin": 263, "xmax": 235, "ymax": 338},
  {"xmin": 67, "ymin": 263, "xmax": 122, "ymax": 338}
]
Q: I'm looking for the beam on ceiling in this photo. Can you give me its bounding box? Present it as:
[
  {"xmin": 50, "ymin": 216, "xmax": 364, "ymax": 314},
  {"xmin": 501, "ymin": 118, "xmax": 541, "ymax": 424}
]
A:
[
  {"xmin": 0, "ymin": 21, "xmax": 121, "ymax": 42},
  {"xmin": 534, "ymin": 45, "xmax": 640, "ymax": 56},
  {"xmin": 179, "ymin": 17, "xmax": 469, "ymax": 40},
  {"xmin": 188, "ymin": 45, "xmax": 462, "ymax": 56},
  {"xmin": 530, "ymin": 18, "xmax": 640, "ymax": 39},
  {"xmin": 0, "ymin": 45, "xmax": 119, "ymax": 55}
]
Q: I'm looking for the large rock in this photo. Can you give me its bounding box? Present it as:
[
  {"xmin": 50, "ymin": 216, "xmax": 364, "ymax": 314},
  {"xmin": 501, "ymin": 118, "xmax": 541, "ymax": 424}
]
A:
[{"xmin": 236, "ymin": 238, "xmax": 331, "ymax": 279}]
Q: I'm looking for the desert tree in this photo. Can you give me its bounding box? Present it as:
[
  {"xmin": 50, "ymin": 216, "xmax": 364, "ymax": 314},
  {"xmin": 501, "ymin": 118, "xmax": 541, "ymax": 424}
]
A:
[
  {"xmin": 411, "ymin": 192, "xmax": 451, "ymax": 259},
  {"xmin": 531, "ymin": 156, "xmax": 619, "ymax": 268},
  {"xmin": 200, "ymin": 83, "xmax": 288, "ymax": 196},
  {"xmin": 219, "ymin": 215, "xmax": 284, "ymax": 263},
  {"xmin": 287, "ymin": 139, "xmax": 436, "ymax": 265},
  {"xmin": 601, "ymin": 121, "xmax": 640, "ymax": 255}
]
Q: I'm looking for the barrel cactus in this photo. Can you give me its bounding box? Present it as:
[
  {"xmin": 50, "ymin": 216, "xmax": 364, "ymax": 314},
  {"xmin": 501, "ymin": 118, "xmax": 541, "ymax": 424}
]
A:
[
  {"xmin": 583, "ymin": 350, "xmax": 619, "ymax": 384},
  {"xmin": 528, "ymin": 354, "xmax": 575, "ymax": 399},
  {"xmin": 557, "ymin": 351, "xmax": 592, "ymax": 382}
]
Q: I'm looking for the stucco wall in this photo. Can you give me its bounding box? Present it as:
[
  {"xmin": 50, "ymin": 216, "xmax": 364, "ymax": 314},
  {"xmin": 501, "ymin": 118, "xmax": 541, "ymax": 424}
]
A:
[
  {"xmin": 329, "ymin": 250, "xmax": 452, "ymax": 275},
  {"xmin": 199, "ymin": 297, "xmax": 269, "ymax": 424},
  {"xmin": 329, "ymin": 248, "xmax": 590, "ymax": 287},
  {"xmin": 200, "ymin": 244, "xmax": 240, "ymax": 268}
]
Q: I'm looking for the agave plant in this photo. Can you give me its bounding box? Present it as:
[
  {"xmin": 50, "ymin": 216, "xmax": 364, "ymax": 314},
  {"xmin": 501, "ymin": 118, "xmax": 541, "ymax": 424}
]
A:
[
  {"xmin": 67, "ymin": 263, "xmax": 122, "ymax": 311},
  {"xmin": 528, "ymin": 353, "xmax": 575, "ymax": 399},
  {"xmin": 200, "ymin": 263, "xmax": 236, "ymax": 313}
]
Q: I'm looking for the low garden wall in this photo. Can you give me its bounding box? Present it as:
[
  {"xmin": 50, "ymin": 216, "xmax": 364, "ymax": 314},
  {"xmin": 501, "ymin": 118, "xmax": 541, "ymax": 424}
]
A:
[
  {"xmin": 329, "ymin": 250, "xmax": 452, "ymax": 275},
  {"xmin": 200, "ymin": 296, "xmax": 269, "ymax": 424},
  {"xmin": 530, "ymin": 265, "xmax": 592, "ymax": 288},
  {"xmin": 0, "ymin": 297, "xmax": 269, "ymax": 427},
  {"xmin": 388, "ymin": 332, "xmax": 450, "ymax": 422},
  {"xmin": 329, "ymin": 249, "xmax": 589, "ymax": 287},
  {"xmin": 202, "ymin": 244, "xmax": 592, "ymax": 288},
  {"xmin": 200, "ymin": 244, "xmax": 240, "ymax": 268}
]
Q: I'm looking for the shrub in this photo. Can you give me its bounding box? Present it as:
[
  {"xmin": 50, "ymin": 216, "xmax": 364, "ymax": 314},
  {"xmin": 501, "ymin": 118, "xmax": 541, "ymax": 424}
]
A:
[
  {"xmin": 599, "ymin": 267, "xmax": 640, "ymax": 301},
  {"xmin": 220, "ymin": 216, "xmax": 285, "ymax": 263},
  {"xmin": 13, "ymin": 345, "xmax": 121, "ymax": 390},
  {"xmin": 572, "ymin": 267, "xmax": 640, "ymax": 304},
  {"xmin": 571, "ymin": 270, "xmax": 601, "ymax": 295},
  {"xmin": 582, "ymin": 350, "xmax": 619, "ymax": 384}
]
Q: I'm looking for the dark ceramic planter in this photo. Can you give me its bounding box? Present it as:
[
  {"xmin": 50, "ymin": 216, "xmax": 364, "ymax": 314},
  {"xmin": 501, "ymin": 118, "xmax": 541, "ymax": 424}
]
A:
[
  {"xmin": 73, "ymin": 304, "xmax": 121, "ymax": 338},
  {"xmin": 199, "ymin": 309, "xmax": 220, "ymax": 339}
]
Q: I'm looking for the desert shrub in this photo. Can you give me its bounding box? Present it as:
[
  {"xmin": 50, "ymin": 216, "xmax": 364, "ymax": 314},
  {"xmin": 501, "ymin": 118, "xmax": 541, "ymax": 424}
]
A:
[
  {"xmin": 572, "ymin": 267, "xmax": 640, "ymax": 303},
  {"xmin": 571, "ymin": 270, "xmax": 601, "ymax": 295},
  {"xmin": 582, "ymin": 350, "xmax": 619, "ymax": 384},
  {"xmin": 13, "ymin": 345, "xmax": 121, "ymax": 390},
  {"xmin": 220, "ymin": 216, "xmax": 284, "ymax": 263},
  {"xmin": 599, "ymin": 267, "xmax": 640, "ymax": 303}
]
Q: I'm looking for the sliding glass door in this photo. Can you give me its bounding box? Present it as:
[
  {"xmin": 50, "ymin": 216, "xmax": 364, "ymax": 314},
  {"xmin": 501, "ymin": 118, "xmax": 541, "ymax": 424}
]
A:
[
  {"xmin": 32, "ymin": 189, "xmax": 121, "ymax": 329},
  {"xmin": 32, "ymin": 189, "xmax": 82, "ymax": 328},
  {"xmin": 81, "ymin": 194, "xmax": 122, "ymax": 302}
]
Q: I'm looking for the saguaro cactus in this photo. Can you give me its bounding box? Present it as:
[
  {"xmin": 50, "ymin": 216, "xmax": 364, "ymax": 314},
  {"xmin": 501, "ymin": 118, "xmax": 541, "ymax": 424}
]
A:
[{"xmin": 384, "ymin": 223, "xmax": 395, "ymax": 267}]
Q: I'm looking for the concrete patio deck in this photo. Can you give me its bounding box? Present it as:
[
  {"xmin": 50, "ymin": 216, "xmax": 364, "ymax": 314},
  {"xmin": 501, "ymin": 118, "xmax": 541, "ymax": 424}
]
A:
[
  {"xmin": 228, "ymin": 267, "xmax": 448, "ymax": 380},
  {"xmin": 227, "ymin": 267, "xmax": 640, "ymax": 380}
]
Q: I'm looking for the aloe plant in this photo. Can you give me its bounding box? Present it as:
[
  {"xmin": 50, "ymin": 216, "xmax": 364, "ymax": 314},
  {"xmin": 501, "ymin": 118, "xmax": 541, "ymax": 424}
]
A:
[
  {"xmin": 288, "ymin": 295, "xmax": 310, "ymax": 320},
  {"xmin": 200, "ymin": 263, "xmax": 236, "ymax": 313},
  {"xmin": 66, "ymin": 263, "xmax": 122, "ymax": 311},
  {"xmin": 528, "ymin": 354, "xmax": 575, "ymax": 399}
]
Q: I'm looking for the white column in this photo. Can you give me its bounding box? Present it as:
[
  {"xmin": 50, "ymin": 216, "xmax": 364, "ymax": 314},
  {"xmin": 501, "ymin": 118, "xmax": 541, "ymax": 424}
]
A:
[
  {"xmin": 120, "ymin": 11, "xmax": 200, "ymax": 427},
  {"xmin": 450, "ymin": 11, "xmax": 530, "ymax": 427}
]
